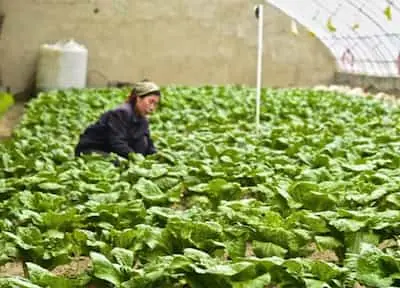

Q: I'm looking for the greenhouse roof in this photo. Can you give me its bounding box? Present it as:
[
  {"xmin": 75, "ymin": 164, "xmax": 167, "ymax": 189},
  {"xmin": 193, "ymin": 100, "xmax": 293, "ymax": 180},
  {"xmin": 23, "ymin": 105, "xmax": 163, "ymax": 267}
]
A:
[{"xmin": 266, "ymin": 0, "xmax": 400, "ymax": 77}]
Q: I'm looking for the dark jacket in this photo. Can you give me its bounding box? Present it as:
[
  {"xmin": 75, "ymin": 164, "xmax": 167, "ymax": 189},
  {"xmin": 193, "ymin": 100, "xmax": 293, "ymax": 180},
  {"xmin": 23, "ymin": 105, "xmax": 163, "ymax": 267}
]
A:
[{"xmin": 75, "ymin": 103, "xmax": 156, "ymax": 158}]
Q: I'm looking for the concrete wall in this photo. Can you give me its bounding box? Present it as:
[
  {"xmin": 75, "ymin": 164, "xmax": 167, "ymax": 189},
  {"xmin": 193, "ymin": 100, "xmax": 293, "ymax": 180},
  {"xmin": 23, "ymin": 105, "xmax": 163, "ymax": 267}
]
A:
[
  {"xmin": 1, "ymin": 0, "xmax": 336, "ymax": 96},
  {"xmin": 0, "ymin": 1, "xmax": 4, "ymax": 87},
  {"xmin": 335, "ymin": 72, "xmax": 400, "ymax": 96}
]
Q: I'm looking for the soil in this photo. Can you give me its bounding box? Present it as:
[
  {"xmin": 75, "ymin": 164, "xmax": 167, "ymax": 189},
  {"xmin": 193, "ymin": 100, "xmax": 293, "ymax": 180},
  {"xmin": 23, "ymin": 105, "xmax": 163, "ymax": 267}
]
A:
[
  {"xmin": 0, "ymin": 257, "xmax": 92, "ymax": 278},
  {"xmin": 52, "ymin": 257, "xmax": 92, "ymax": 277},
  {"xmin": 0, "ymin": 261, "xmax": 24, "ymax": 277},
  {"xmin": 308, "ymin": 249, "xmax": 339, "ymax": 262}
]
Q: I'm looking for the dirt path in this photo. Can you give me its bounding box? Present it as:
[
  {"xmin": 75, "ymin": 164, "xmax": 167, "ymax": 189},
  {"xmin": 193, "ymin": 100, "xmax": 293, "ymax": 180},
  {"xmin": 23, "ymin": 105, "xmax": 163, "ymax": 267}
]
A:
[
  {"xmin": 0, "ymin": 102, "xmax": 25, "ymax": 140},
  {"xmin": 0, "ymin": 261, "xmax": 24, "ymax": 277},
  {"xmin": 0, "ymin": 257, "xmax": 92, "ymax": 278}
]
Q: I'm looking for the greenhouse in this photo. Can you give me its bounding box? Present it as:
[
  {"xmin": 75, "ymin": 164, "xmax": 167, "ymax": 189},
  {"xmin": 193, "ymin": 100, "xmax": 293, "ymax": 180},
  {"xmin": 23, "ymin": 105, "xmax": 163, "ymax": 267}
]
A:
[
  {"xmin": 0, "ymin": 1, "xmax": 400, "ymax": 287},
  {"xmin": 268, "ymin": 0, "xmax": 400, "ymax": 76}
]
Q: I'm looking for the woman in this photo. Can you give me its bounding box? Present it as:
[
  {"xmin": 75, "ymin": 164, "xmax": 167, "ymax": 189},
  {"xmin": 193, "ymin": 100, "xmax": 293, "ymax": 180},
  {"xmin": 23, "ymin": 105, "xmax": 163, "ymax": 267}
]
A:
[{"xmin": 75, "ymin": 79, "xmax": 161, "ymax": 159}]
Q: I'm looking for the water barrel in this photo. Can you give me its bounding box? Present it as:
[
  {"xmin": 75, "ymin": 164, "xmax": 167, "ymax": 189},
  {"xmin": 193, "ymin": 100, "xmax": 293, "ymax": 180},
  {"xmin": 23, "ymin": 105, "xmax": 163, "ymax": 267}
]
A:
[{"xmin": 36, "ymin": 39, "xmax": 88, "ymax": 92}]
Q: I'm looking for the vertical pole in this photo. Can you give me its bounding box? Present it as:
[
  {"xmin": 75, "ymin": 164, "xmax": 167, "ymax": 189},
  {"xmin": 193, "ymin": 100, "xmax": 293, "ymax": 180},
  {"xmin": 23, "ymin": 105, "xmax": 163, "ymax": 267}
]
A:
[{"xmin": 255, "ymin": 4, "xmax": 263, "ymax": 135}]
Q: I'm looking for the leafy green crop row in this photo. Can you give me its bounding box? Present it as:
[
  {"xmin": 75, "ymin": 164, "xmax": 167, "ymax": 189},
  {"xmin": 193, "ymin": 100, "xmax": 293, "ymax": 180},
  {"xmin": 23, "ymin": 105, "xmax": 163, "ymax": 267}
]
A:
[{"xmin": 1, "ymin": 86, "xmax": 400, "ymax": 287}]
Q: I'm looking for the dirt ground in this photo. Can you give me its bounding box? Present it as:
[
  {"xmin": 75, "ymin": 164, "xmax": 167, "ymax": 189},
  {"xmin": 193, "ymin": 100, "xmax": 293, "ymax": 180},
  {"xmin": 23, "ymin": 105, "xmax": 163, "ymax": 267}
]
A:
[
  {"xmin": 0, "ymin": 257, "xmax": 92, "ymax": 278},
  {"xmin": 0, "ymin": 261, "xmax": 24, "ymax": 277}
]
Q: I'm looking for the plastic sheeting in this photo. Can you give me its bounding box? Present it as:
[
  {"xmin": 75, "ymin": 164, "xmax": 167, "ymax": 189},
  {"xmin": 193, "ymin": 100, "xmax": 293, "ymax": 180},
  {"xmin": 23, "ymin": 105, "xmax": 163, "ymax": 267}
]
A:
[{"xmin": 266, "ymin": 0, "xmax": 400, "ymax": 76}]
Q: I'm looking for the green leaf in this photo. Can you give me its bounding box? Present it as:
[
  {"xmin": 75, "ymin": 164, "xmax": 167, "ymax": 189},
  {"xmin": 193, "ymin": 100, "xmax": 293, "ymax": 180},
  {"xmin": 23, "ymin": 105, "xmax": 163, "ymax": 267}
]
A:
[
  {"xmin": 346, "ymin": 243, "xmax": 395, "ymax": 287},
  {"xmin": 111, "ymin": 247, "xmax": 134, "ymax": 268},
  {"xmin": 90, "ymin": 252, "xmax": 121, "ymax": 286},
  {"xmin": 386, "ymin": 192, "xmax": 400, "ymax": 207},
  {"xmin": 314, "ymin": 236, "xmax": 342, "ymax": 250},
  {"xmin": 384, "ymin": 6, "xmax": 392, "ymax": 21},
  {"xmin": 26, "ymin": 262, "xmax": 73, "ymax": 288},
  {"xmin": 342, "ymin": 163, "xmax": 374, "ymax": 172},
  {"xmin": 166, "ymin": 182, "xmax": 185, "ymax": 202},
  {"xmin": 195, "ymin": 261, "xmax": 254, "ymax": 277},
  {"xmin": 326, "ymin": 17, "xmax": 336, "ymax": 32},
  {"xmin": 153, "ymin": 177, "xmax": 179, "ymax": 191},
  {"xmin": 167, "ymin": 219, "xmax": 223, "ymax": 251},
  {"xmin": 310, "ymin": 260, "xmax": 345, "ymax": 282},
  {"xmin": 345, "ymin": 231, "xmax": 380, "ymax": 254},
  {"xmin": 231, "ymin": 273, "xmax": 271, "ymax": 288},
  {"xmin": 169, "ymin": 254, "xmax": 193, "ymax": 271},
  {"xmin": 288, "ymin": 211, "xmax": 329, "ymax": 233},
  {"xmin": 252, "ymin": 241, "xmax": 288, "ymax": 258},
  {"xmin": 290, "ymin": 181, "xmax": 319, "ymax": 195},
  {"xmin": 148, "ymin": 164, "xmax": 169, "ymax": 178},
  {"xmin": 276, "ymin": 185, "xmax": 302, "ymax": 209},
  {"xmin": 38, "ymin": 182, "xmax": 65, "ymax": 191},
  {"xmin": 349, "ymin": 188, "xmax": 388, "ymax": 205},
  {"xmin": 308, "ymin": 30, "xmax": 316, "ymax": 37},
  {"xmin": 0, "ymin": 278, "xmax": 42, "ymax": 288},
  {"xmin": 351, "ymin": 23, "xmax": 360, "ymax": 31},
  {"xmin": 284, "ymin": 258, "xmax": 307, "ymax": 276},
  {"xmin": 133, "ymin": 178, "xmax": 167, "ymax": 203},
  {"xmin": 207, "ymin": 178, "xmax": 242, "ymax": 201},
  {"xmin": 184, "ymin": 248, "xmax": 212, "ymax": 262},
  {"xmin": 289, "ymin": 182, "xmax": 336, "ymax": 211},
  {"xmin": 312, "ymin": 154, "xmax": 331, "ymax": 168},
  {"xmin": 303, "ymin": 278, "xmax": 331, "ymax": 288},
  {"xmin": 205, "ymin": 143, "xmax": 219, "ymax": 157},
  {"xmin": 329, "ymin": 218, "xmax": 366, "ymax": 233}
]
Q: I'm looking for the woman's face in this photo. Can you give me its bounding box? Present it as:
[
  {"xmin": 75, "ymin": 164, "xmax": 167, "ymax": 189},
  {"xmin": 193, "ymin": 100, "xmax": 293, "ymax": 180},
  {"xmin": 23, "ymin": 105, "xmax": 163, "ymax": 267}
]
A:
[{"xmin": 135, "ymin": 94, "xmax": 160, "ymax": 118}]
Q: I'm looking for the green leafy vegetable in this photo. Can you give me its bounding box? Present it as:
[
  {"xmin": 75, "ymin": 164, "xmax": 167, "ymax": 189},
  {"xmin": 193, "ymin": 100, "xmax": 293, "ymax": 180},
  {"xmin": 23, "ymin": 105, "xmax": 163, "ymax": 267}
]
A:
[{"xmin": 1, "ymin": 86, "xmax": 400, "ymax": 287}]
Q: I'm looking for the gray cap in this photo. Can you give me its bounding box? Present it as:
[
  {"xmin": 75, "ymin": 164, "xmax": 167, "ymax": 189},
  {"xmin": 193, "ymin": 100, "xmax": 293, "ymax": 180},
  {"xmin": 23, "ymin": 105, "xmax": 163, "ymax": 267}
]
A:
[{"xmin": 134, "ymin": 80, "xmax": 161, "ymax": 97}]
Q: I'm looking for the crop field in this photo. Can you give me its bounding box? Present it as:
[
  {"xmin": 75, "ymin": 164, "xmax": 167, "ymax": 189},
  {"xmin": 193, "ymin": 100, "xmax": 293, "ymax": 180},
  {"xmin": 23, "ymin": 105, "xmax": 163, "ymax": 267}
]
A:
[{"xmin": 1, "ymin": 86, "xmax": 400, "ymax": 287}]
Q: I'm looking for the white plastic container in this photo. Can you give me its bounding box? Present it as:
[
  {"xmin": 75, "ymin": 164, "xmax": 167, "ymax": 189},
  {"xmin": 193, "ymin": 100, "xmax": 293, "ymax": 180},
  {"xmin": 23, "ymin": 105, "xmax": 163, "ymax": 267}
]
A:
[{"xmin": 36, "ymin": 39, "xmax": 88, "ymax": 91}]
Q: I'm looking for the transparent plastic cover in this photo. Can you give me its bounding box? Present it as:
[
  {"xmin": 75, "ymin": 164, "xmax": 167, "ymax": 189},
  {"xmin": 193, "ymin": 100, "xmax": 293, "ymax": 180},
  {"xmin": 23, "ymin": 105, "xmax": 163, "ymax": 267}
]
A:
[{"xmin": 266, "ymin": 0, "xmax": 400, "ymax": 76}]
